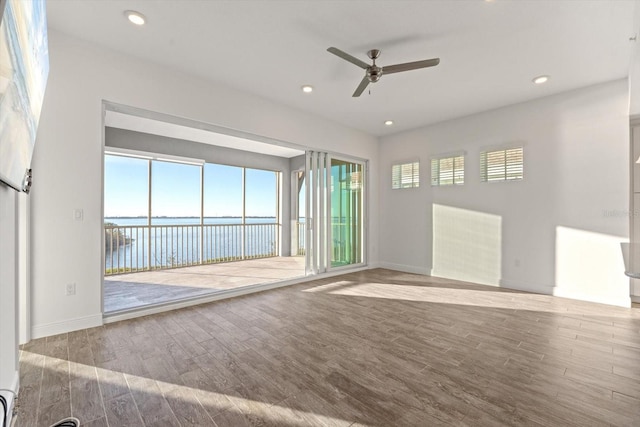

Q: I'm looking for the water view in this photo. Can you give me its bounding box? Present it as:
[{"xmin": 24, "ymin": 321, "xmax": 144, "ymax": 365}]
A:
[{"xmin": 104, "ymin": 217, "xmax": 281, "ymax": 273}]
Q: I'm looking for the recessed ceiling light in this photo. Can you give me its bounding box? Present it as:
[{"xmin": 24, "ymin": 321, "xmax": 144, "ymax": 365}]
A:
[
  {"xmin": 532, "ymin": 75, "xmax": 549, "ymax": 85},
  {"xmin": 301, "ymin": 85, "xmax": 313, "ymax": 93},
  {"xmin": 384, "ymin": 120, "xmax": 394, "ymax": 126},
  {"xmin": 125, "ymin": 10, "xmax": 146, "ymax": 26}
]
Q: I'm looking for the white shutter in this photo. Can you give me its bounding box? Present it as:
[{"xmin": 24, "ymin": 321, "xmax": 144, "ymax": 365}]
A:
[
  {"xmin": 481, "ymin": 147, "xmax": 523, "ymax": 182},
  {"xmin": 431, "ymin": 159, "xmax": 439, "ymax": 186},
  {"xmin": 431, "ymin": 155, "xmax": 465, "ymax": 186},
  {"xmin": 392, "ymin": 161, "xmax": 419, "ymax": 189},
  {"xmin": 454, "ymin": 155, "xmax": 464, "ymax": 184}
]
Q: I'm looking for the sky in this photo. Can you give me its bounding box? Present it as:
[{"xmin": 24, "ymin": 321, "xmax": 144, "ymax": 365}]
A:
[{"xmin": 104, "ymin": 155, "xmax": 277, "ymax": 217}]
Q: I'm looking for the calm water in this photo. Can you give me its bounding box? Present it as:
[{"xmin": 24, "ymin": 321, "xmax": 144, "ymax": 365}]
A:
[
  {"xmin": 104, "ymin": 217, "xmax": 283, "ymax": 271},
  {"xmin": 105, "ymin": 217, "xmax": 277, "ymax": 226}
]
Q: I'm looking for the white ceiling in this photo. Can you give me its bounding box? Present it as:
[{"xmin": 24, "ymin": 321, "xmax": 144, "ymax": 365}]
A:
[{"xmin": 48, "ymin": 0, "xmax": 637, "ymax": 138}]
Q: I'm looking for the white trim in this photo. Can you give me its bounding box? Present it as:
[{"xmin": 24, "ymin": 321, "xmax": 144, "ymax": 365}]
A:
[
  {"xmin": 631, "ymin": 295, "xmax": 640, "ymax": 303},
  {"xmin": 104, "ymin": 265, "xmax": 372, "ymax": 323},
  {"xmin": 499, "ymin": 278, "xmax": 553, "ymax": 295},
  {"xmin": 430, "ymin": 154, "xmax": 465, "ymax": 187},
  {"xmin": 391, "ymin": 160, "xmax": 420, "ymax": 190},
  {"xmin": 390, "ymin": 157, "xmax": 420, "ymax": 165},
  {"xmin": 430, "ymin": 270, "xmax": 554, "ymax": 294},
  {"xmin": 31, "ymin": 314, "xmax": 103, "ymax": 339},
  {"xmin": 430, "ymin": 269, "xmax": 500, "ymax": 287},
  {"xmin": 104, "ymin": 147, "xmax": 205, "ymax": 165},
  {"xmin": 103, "ymin": 147, "xmax": 152, "ymax": 159},
  {"xmin": 379, "ymin": 262, "xmax": 430, "ymax": 276},
  {"xmin": 480, "ymin": 145, "xmax": 524, "ymax": 183},
  {"xmin": 552, "ymin": 287, "xmax": 631, "ymax": 308},
  {"xmin": 18, "ymin": 193, "xmax": 30, "ymax": 345},
  {"xmin": 429, "ymin": 150, "xmax": 466, "ymax": 161},
  {"xmin": 479, "ymin": 141, "xmax": 527, "ymax": 153}
]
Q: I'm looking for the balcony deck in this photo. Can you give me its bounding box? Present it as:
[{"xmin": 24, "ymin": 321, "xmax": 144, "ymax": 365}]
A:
[{"xmin": 104, "ymin": 256, "xmax": 305, "ymax": 313}]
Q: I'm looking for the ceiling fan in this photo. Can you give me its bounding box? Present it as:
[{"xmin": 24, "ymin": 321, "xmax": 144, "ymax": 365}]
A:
[{"xmin": 327, "ymin": 47, "xmax": 440, "ymax": 97}]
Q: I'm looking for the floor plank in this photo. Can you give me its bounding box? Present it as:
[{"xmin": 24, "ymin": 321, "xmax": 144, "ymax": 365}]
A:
[{"xmin": 15, "ymin": 268, "xmax": 640, "ymax": 426}]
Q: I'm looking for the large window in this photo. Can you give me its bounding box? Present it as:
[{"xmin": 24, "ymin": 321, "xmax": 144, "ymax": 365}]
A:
[
  {"xmin": 245, "ymin": 168, "xmax": 278, "ymax": 219},
  {"xmin": 104, "ymin": 150, "xmax": 281, "ymax": 272},
  {"xmin": 104, "ymin": 155, "xmax": 149, "ymax": 219},
  {"xmin": 431, "ymin": 155, "xmax": 464, "ymax": 186},
  {"xmin": 203, "ymin": 164, "xmax": 243, "ymax": 220},
  {"xmin": 481, "ymin": 146, "xmax": 524, "ymax": 182},
  {"xmin": 392, "ymin": 161, "xmax": 419, "ymax": 189},
  {"xmin": 151, "ymin": 160, "xmax": 201, "ymax": 222}
]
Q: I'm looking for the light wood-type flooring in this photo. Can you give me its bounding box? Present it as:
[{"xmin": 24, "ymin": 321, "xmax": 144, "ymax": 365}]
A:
[
  {"xmin": 16, "ymin": 269, "xmax": 640, "ymax": 426},
  {"xmin": 104, "ymin": 257, "xmax": 306, "ymax": 313}
]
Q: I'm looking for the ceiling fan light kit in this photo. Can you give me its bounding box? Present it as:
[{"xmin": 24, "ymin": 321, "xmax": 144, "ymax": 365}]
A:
[{"xmin": 327, "ymin": 47, "xmax": 440, "ymax": 97}]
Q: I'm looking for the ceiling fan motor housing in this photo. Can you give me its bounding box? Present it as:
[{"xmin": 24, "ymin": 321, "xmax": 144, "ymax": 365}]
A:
[
  {"xmin": 366, "ymin": 49, "xmax": 382, "ymax": 82},
  {"xmin": 367, "ymin": 66, "xmax": 383, "ymax": 82}
]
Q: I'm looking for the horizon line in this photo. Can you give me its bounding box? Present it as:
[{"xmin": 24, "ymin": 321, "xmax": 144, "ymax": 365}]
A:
[{"xmin": 104, "ymin": 215, "xmax": 277, "ymax": 218}]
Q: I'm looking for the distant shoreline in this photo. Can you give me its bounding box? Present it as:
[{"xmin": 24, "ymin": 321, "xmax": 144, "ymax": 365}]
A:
[{"xmin": 105, "ymin": 216, "xmax": 276, "ymax": 219}]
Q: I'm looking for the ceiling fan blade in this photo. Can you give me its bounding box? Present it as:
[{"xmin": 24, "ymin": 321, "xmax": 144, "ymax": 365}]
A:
[
  {"xmin": 327, "ymin": 47, "xmax": 370, "ymax": 69},
  {"xmin": 352, "ymin": 76, "xmax": 370, "ymax": 97},
  {"xmin": 383, "ymin": 58, "xmax": 440, "ymax": 75}
]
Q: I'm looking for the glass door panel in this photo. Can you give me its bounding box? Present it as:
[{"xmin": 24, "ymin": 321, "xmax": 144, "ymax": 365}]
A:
[{"xmin": 330, "ymin": 159, "xmax": 363, "ymax": 267}]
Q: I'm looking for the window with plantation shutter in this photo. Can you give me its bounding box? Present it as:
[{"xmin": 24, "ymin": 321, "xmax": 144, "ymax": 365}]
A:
[
  {"xmin": 480, "ymin": 147, "xmax": 523, "ymax": 182},
  {"xmin": 391, "ymin": 161, "xmax": 419, "ymax": 189},
  {"xmin": 431, "ymin": 155, "xmax": 464, "ymax": 186}
]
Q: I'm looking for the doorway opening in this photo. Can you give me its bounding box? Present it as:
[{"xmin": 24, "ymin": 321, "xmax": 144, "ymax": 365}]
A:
[{"xmin": 102, "ymin": 102, "xmax": 366, "ymax": 316}]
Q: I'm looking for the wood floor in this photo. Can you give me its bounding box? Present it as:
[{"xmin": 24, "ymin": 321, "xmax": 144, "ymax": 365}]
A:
[
  {"xmin": 16, "ymin": 269, "xmax": 640, "ymax": 426},
  {"xmin": 104, "ymin": 257, "xmax": 306, "ymax": 313}
]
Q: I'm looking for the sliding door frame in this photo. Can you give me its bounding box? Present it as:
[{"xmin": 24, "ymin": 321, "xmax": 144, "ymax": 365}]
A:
[{"xmin": 305, "ymin": 150, "xmax": 368, "ymax": 275}]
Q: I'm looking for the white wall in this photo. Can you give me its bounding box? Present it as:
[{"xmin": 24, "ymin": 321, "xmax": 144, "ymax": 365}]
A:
[
  {"xmin": 626, "ymin": 1, "xmax": 640, "ymax": 298},
  {"xmin": 379, "ymin": 79, "xmax": 630, "ymax": 307},
  {"xmin": 629, "ymin": 0, "xmax": 640, "ymax": 117},
  {"xmin": 0, "ymin": 185, "xmax": 19, "ymax": 394},
  {"xmin": 30, "ymin": 31, "xmax": 379, "ymax": 338}
]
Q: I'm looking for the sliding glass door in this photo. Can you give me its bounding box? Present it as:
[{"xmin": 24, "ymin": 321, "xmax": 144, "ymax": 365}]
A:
[
  {"xmin": 305, "ymin": 151, "xmax": 365, "ymax": 274},
  {"xmin": 330, "ymin": 159, "xmax": 363, "ymax": 267}
]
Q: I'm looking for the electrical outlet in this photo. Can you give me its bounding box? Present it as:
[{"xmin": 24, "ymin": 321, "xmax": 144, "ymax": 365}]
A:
[{"xmin": 66, "ymin": 283, "xmax": 76, "ymax": 296}]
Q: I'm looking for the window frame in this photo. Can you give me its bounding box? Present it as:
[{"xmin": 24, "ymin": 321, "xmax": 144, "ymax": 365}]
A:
[
  {"xmin": 391, "ymin": 160, "xmax": 420, "ymax": 190},
  {"xmin": 430, "ymin": 152, "xmax": 465, "ymax": 187},
  {"xmin": 480, "ymin": 145, "xmax": 524, "ymax": 183}
]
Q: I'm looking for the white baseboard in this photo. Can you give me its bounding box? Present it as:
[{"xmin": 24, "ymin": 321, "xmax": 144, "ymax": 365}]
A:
[
  {"xmin": 378, "ymin": 262, "xmax": 430, "ymax": 276},
  {"xmin": 499, "ymin": 278, "xmax": 554, "ymax": 295},
  {"xmin": 552, "ymin": 287, "xmax": 631, "ymax": 308},
  {"xmin": 631, "ymin": 295, "xmax": 640, "ymax": 303},
  {"xmin": 31, "ymin": 314, "xmax": 103, "ymax": 339}
]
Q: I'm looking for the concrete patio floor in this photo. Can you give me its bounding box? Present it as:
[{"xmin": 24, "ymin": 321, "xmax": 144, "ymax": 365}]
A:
[{"xmin": 104, "ymin": 256, "xmax": 306, "ymax": 313}]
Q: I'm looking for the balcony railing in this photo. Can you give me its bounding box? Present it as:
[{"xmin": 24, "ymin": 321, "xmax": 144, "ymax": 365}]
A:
[
  {"xmin": 105, "ymin": 223, "xmax": 280, "ymax": 275},
  {"xmin": 297, "ymin": 221, "xmax": 305, "ymax": 255}
]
